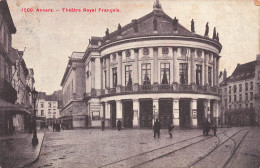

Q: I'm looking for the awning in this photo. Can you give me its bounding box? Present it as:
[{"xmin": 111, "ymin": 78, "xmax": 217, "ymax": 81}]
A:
[{"xmin": 0, "ymin": 99, "xmax": 32, "ymax": 115}]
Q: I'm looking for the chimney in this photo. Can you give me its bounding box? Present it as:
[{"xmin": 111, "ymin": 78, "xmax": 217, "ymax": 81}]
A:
[{"xmin": 223, "ymin": 69, "xmax": 227, "ymax": 80}]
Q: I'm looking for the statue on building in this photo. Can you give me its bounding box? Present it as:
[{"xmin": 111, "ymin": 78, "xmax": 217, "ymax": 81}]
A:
[
  {"xmin": 132, "ymin": 19, "xmax": 138, "ymax": 33},
  {"xmin": 216, "ymin": 33, "xmax": 219, "ymax": 41},
  {"xmin": 172, "ymin": 17, "xmax": 178, "ymax": 32},
  {"xmin": 117, "ymin": 23, "xmax": 122, "ymax": 35},
  {"xmin": 153, "ymin": 17, "xmax": 158, "ymax": 31},
  {"xmin": 105, "ymin": 28, "xmax": 109, "ymax": 39},
  {"xmin": 153, "ymin": 0, "xmax": 162, "ymax": 9},
  {"xmin": 204, "ymin": 22, "xmax": 209, "ymax": 36},
  {"xmin": 213, "ymin": 27, "xmax": 216, "ymax": 39},
  {"xmin": 191, "ymin": 19, "xmax": 195, "ymax": 32}
]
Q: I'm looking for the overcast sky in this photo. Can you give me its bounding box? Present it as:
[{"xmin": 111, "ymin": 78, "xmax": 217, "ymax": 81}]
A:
[{"xmin": 7, "ymin": 0, "xmax": 259, "ymax": 94}]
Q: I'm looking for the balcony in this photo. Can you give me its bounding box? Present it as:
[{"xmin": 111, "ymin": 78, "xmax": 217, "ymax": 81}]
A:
[
  {"xmin": 84, "ymin": 83, "xmax": 220, "ymax": 98},
  {"xmin": 0, "ymin": 78, "xmax": 17, "ymax": 103}
]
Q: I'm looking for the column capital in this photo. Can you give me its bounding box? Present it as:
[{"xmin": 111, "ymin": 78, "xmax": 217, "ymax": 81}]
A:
[{"xmin": 90, "ymin": 57, "xmax": 95, "ymax": 62}]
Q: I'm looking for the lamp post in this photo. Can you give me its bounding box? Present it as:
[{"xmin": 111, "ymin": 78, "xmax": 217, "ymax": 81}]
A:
[{"xmin": 31, "ymin": 88, "xmax": 38, "ymax": 145}]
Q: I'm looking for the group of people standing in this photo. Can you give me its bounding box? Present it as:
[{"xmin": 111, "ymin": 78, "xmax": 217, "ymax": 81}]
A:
[
  {"xmin": 153, "ymin": 119, "xmax": 175, "ymax": 138},
  {"xmin": 203, "ymin": 119, "xmax": 217, "ymax": 136}
]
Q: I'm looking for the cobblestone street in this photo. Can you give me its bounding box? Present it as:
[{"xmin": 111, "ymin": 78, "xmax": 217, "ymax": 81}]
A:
[{"xmin": 31, "ymin": 127, "xmax": 260, "ymax": 168}]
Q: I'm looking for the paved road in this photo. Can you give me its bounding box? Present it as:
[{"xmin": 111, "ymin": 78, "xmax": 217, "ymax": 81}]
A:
[{"xmin": 32, "ymin": 127, "xmax": 260, "ymax": 168}]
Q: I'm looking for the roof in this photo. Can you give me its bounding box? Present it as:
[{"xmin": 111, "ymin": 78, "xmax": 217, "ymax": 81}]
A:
[
  {"xmin": 70, "ymin": 52, "xmax": 85, "ymax": 59},
  {"xmin": 220, "ymin": 61, "xmax": 256, "ymax": 86},
  {"xmin": 0, "ymin": 0, "xmax": 16, "ymax": 34},
  {"xmin": 9, "ymin": 48, "xmax": 19, "ymax": 64},
  {"xmin": 38, "ymin": 92, "xmax": 47, "ymax": 100}
]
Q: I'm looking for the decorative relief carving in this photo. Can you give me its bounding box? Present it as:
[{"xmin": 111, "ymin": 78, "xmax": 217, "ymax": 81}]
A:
[
  {"xmin": 181, "ymin": 48, "xmax": 187, "ymax": 56},
  {"xmin": 197, "ymin": 49, "xmax": 202, "ymax": 57},
  {"xmin": 112, "ymin": 53, "xmax": 116, "ymax": 61},
  {"xmin": 162, "ymin": 47, "xmax": 169, "ymax": 55},
  {"xmin": 143, "ymin": 48, "xmax": 149, "ymax": 55},
  {"xmin": 125, "ymin": 50, "xmax": 131, "ymax": 58}
]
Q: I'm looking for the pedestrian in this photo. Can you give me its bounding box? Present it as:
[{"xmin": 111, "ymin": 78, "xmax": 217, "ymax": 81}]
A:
[
  {"xmin": 117, "ymin": 120, "xmax": 122, "ymax": 131},
  {"xmin": 213, "ymin": 124, "xmax": 217, "ymax": 136},
  {"xmin": 153, "ymin": 119, "xmax": 161, "ymax": 138},
  {"xmin": 53, "ymin": 123, "xmax": 55, "ymax": 132},
  {"xmin": 168, "ymin": 122, "xmax": 174, "ymax": 138},
  {"xmin": 102, "ymin": 120, "xmax": 105, "ymax": 131},
  {"xmin": 205, "ymin": 119, "xmax": 211, "ymax": 136}
]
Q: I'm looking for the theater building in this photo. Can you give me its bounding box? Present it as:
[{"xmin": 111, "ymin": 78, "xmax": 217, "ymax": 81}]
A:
[{"xmin": 61, "ymin": 1, "xmax": 222, "ymax": 129}]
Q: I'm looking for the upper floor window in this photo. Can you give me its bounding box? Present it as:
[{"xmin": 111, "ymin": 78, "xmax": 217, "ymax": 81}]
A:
[
  {"xmin": 250, "ymin": 82, "xmax": 253, "ymax": 90},
  {"xmin": 224, "ymin": 88, "xmax": 227, "ymax": 94},
  {"xmin": 250, "ymin": 92, "xmax": 253, "ymax": 100},
  {"xmin": 141, "ymin": 63, "xmax": 151, "ymax": 85},
  {"xmin": 179, "ymin": 63, "xmax": 188, "ymax": 84},
  {"xmin": 234, "ymin": 95, "xmax": 237, "ymax": 102},
  {"xmin": 125, "ymin": 65, "xmax": 133, "ymax": 86},
  {"xmin": 160, "ymin": 63, "xmax": 170, "ymax": 84},
  {"xmin": 233, "ymin": 85, "xmax": 237, "ymax": 93},
  {"xmin": 196, "ymin": 65, "xmax": 202, "ymax": 85},
  {"xmin": 208, "ymin": 67, "xmax": 212, "ymax": 86},
  {"xmin": 245, "ymin": 83, "xmax": 248, "ymax": 91},
  {"xmin": 229, "ymin": 96, "xmax": 231, "ymax": 103},
  {"xmin": 239, "ymin": 84, "xmax": 242, "ymax": 92},
  {"xmin": 104, "ymin": 70, "xmax": 107, "ymax": 88},
  {"xmin": 229, "ymin": 86, "xmax": 231, "ymax": 94},
  {"xmin": 239, "ymin": 94, "xmax": 242, "ymax": 101},
  {"xmin": 41, "ymin": 110, "xmax": 44, "ymax": 116},
  {"xmin": 112, "ymin": 67, "xmax": 117, "ymax": 88},
  {"xmin": 41, "ymin": 103, "xmax": 44, "ymax": 108},
  {"xmin": 48, "ymin": 102, "xmax": 51, "ymax": 108},
  {"xmin": 245, "ymin": 93, "xmax": 248, "ymax": 101}
]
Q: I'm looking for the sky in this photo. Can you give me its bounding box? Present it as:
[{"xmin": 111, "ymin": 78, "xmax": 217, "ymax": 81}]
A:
[{"xmin": 7, "ymin": 0, "xmax": 259, "ymax": 94}]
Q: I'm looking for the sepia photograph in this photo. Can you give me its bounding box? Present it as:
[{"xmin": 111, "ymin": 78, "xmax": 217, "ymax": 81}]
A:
[{"xmin": 0, "ymin": 0, "xmax": 259, "ymax": 167}]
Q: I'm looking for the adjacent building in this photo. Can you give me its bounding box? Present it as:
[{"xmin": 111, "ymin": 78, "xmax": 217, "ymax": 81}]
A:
[
  {"xmin": 220, "ymin": 55, "xmax": 260, "ymax": 126},
  {"xmin": 60, "ymin": 1, "xmax": 222, "ymax": 129}
]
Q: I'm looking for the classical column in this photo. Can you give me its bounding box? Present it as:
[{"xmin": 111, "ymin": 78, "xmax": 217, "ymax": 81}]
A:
[
  {"xmin": 95, "ymin": 57, "xmax": 101, "ymax": 90},
  {"xmin": 153, "ymin": 47, "xmax": 158, "ymax": 84},
  {"xmin": 190, "ymin": 99, "xmax": 198, "ymax": 128},
  {"xmin": 153, "ymin": 99, "xmax": 159, "ymax": 124},
  {"xmin": 213, "ymin": 54, "xmax": 216, "ymax": 87},
  {"xmin": 172, "ymin": 99, "xmax": 180, "ymax": 127},
  {"xmin": 173, "ymin": 47, "xmax": 179, "ymax": 83},
  {"xmin": 190, "ymin": 48, "xmax": 196, "ymax": 84},
  {"xmin": 105, "ymin": 102, "xmax": 111, "ymax": 127},
  {"xmin": 133, "ymin": 49, "xmax": 139, "ymax": 91},
  {"xmin": 204, "ymin": 51, "xmax": 209, "ymax": 86},
  {"xmin": 116, "ymin": 100, "xmax": 123, "ymax": 125},
  {"xmin": 117, "ymin": 52, "xmax": 122, "ymax": 86},
  {"xmin": 133, "ymin": 99, "xmax": 140, "ymax": 127},
  {"xmin": 91, "ymin": 58, "xmax": 95, "ymax": 89},
  {"xmin": 106, "ymin": 56, "xmax": 110, "ymax": 88},
  {"xmin": 216, "ymin": 56, "xmax": 219, "ymax": 86},
  {"xmin": 201, "ymin": 50, "xmax": 205, "ymax": 85}
]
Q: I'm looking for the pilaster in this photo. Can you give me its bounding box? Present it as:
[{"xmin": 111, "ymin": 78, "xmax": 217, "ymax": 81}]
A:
[
  {"xmin": 133, "ymin": 49, "xmax": 139, "ymax": 85},
  {"xmin": 173, "ymin": 47, "xmax": 179, "ymax": 83},
  {"xmin": 133, "ymin": 99, "xmax": 140, "ymax": 127},
  {"xmin": 172, "ymin": 99, "xmax": 180, "ymax": 127},
  {"xmin": 153, "ymin": 99, "xmax": 159, "ymax": 124},
  {"xmin": 153, "ymin": 47, "xmax": 158, "ymax": 84},
  {"xmin": 190, "ymin": 48, "xmax": 196, "ymax": 84},
  {"xmin": 91, "ymin": 58, "xmax": 95, "ymax": 89}
]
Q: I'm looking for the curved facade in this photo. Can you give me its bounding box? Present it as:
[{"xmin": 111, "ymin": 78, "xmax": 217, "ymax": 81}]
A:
[{"xmin": 62, "ymin": 1, "xmax": 222, "ymax": 129}]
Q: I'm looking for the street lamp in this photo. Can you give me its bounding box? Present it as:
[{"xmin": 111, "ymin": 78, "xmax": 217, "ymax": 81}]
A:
[{"xmin": 31, "ymin": 88, "xmax": 38, "ymax": 145}]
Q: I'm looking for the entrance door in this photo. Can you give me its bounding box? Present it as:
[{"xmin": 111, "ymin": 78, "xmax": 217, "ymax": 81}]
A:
[
  {"xmin": 197, "ymin": 99, "xmax": 204, "ymax": 127},
  {"xmin": 159, "ymin": 99, "xmax": 173, "ymax": 128},
  {"xmin": 140, "ymin": 100, "xmax": 153, "ymax": 128},
  {"xmin": 110, "ymin": 102, "xmax": 117, "ymax": 128},
  {"xmin": 123, "ymin": 101, "xmax": 133, "ymax": 128},
  {"xmin": 179, "ymin": 99, "xmax": 191, "ymax": 128}
]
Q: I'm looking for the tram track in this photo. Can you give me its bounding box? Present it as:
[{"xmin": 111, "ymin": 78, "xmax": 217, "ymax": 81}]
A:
[
  {"xmin": 99, "ymin": 128, "xmax": 230, "ymax": 168},
  {"xmin": 189, "ymin": 128, "xmax": 251, "ymax": 168}
]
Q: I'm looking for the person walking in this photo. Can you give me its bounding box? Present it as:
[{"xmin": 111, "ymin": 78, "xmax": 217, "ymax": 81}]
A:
[
  {"xmin": 117, "ymin": 120, "xmax": 122, "ymax": 131},
  {"xmin": 205, "ymin": 119, "xmax": 211, "ymax": 136},
  {"xmin": 153, "ymin": 119, "xmax": 161, "ymax": 138},
  {"xmin": 102, "ymin": 120, "xmax": 105, "ymax": 131},
  {"xmin": 168, "ymin": 122, "xmax": 174, "ymax": 138},
  {"xmin": 213, "ymin": 124, "xmax": 217, "ymax": 136}
]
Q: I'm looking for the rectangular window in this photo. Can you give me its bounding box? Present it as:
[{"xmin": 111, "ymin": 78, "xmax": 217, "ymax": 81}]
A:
[
  {"xmin": 245, "ymin": 83, "xmax": 248, "ymax": 91},
  {"xmin": 41, "ymin": 103, "xmax": 44, "ymax": 108},
  {"xmin": 48, "ymin": 109, "xmax": 51, "ymax": 114},
  {"xmin": 196, "ymin": 65, "xmax": 202, "ymax": 85},
  {"xmin": 250, "ymin": 103, "xmax": 253, "ymax": 109},
  {"xmin": 245, "ymin": 104, "xmax": 248, "ymax": 109},
  {"xmin": 104, "ymin": 70, "xmax": 107, "ymax": 88},
  {"xmin": 92, "ymin": 111, "xmax": 100, "ymax": 120},
  {"xmin": 250, "ymin": 92, "xmax": 253, "ymax": 100},
  {"xmin": 208, "ymin": 67, "xmax": 212, "ymax": 86},
  {"xmin": 125, "ymin": 65, "xmax": 133, "ymax": 86},
  {"xmin": 239, "ymin": 94, "xmax": 242, "ymax": 101},
  {"xmin": 179, "ymin": 63, "xmax": 188, "ymax": 84},
  {"xmin": 112, "ymin": 67, "xmax": 117, "ymax": 87},
  {"xmin": 233, "ymin": 85, "xmax": 237, "ymax": 93},
  {"xmin": 48, "ymin": 102, "xmax": 51, "ymax": 108},
  {"xmin": 41, "ymin": 110, "xmax": 44, "ymax": 116},
  {"xmin": 239, "ymin": 84, "xmax": 242, "ymax": 92},
  {"xmin": 250, "ymin": 82, "xmax": 253, "ymax": 90},
  {"xmin": 245, "ymin": 93, "xmax": 248, "ymax": 101},
  {"xmin": 224, "ymin": 88, "xmax": 227, "ymax": 94},
  {"xmin": 229, "ymin": 86, "xmax": 231, "ymax": 94},
  {"xmin": 229, "ymin": 95, "xmax": 231, "ymax": 103},
  {"xmin": 234, "ymin": 95, "xmax": 237, "ymax": 102},
  {"xmin": 160, "ymin": 63, "xmax": 170, "ymax": 84},
  {"xmin": 141, "ymin": 63, "xmax": 151, "ymax": 85}
]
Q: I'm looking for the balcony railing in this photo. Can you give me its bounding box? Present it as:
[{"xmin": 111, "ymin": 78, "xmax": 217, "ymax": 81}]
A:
[{"xmin": 0, "ymin": 78, "xmax": 17, "ymax": 103}]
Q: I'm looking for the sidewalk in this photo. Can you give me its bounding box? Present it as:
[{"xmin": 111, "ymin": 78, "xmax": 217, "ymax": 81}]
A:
[{"xmin": 0, "ymin": 130, "xmax": 45, "ymax": 168}]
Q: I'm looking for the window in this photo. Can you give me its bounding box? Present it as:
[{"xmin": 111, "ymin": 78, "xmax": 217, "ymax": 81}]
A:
[
  {"xmin": 179, "ymin": 63, "xmax": 188, "ymax": 84},
  {"xmin": 250, "ymin": 103, "xmax": 253, "ymax": 109},
  {"xmin": 125, "ymin": 65, "xmax": 133, "ymax": 86},
  {"xmin": 41, "ymin": 110, "xmax": 44, "ymax": 116},
  {"xmin": 250, "ymin": 92, "xmax": 253, "ymax": 100},
  {"xmin": 229, "ymin": 95, "xmax": 231, "ymax": 103},
  {"xmin": 196, "ymin": 65, "xmax": 202, "ymax": 85},
  {"xmin": 208, "ymin": 67, "xmax": 212, "ymax": 86},
  {"xmin": 224, "ymin": 88, "xmax": 227, "ymax": 94},
  {"xmin": 239, "ymin": 94, "xmax": 242, "ymax": 101},
  {"xmin": 229, "ymin": 86, "xmax": 231, "ymax": 94},
  {"xmin": 141, "ymin": 63, "xmax": 151, "ymax": 85},
  {"xmin": 104, "ymin": 70, "xmax": 107, "ymax": 87},
  {"xmin": 224, "ymin": 99, "xmax": 227, "ymax": 108},
  {"xmin": 239, "ymin": 84, "xmax": 242, "ymax": 92},
  {"xmin": 245, "ymin": 93, "xmax": 248, "ymax": 101},
  {"xmin": 92, "ymin": 111, "xmax": 100, "ymax": 120},
  {"xmin": 41, "ymin": 103, "xmax": 44, "ymax": 108},
  {"xmin": 48, "ymin": 109, "xmax": 51, "ymax": 114},
  {"xmin": 250, "ymin": 82, "xmax": 253, "ymax": 90},
  {"xmin": 160, "ymin": 63, "xmax": 170, "ymax": 84},
  {"xmin": 229, "ymin": 105, "xmax": 231, "ymax": 109},
  {"xmin": 48, "ymin": 102, "xmax": 51, "ymax": 108},
  {"xmin": 234, "ymin": 95, "xmax": 237, "ymax": 102},
  {"xmin": 245, "ymin": 104, "xmax": 248, "ymax": 109},
  {"xmin": 112, "ymin": 67, "xmax": 117, "ymax": 87},
  {"xmin": 233, "ymin": 85, "xmax": 237, "ymax": 93},
  {"xmin": 245, "ymin": 83, "xmax": 248, "ymax": 91}
]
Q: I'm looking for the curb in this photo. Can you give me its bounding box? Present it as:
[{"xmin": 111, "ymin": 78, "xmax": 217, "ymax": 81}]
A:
[{"xmin": 21, "ymin": 131, "xmax": 46, "ymax": 168}]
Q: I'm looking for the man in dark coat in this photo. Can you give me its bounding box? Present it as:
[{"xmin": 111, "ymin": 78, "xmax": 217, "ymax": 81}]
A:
[
  {"xmin": 153, "ymin": 119, "xmax": 161, "ymax": 138},
  {"xmin": 102, "ymin": 120, "xmax": 105, "ymax": 131},
  {"xmin": 204, "ymin": 119, "xmax": 211, "ymax": 136},
  {"xmin": 117, "ymin": 120, "xmax": 122, "ymax": 131},
  {"xmin": 168, "ymin": 122, "xmax": 174, "ymax": 138}
]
